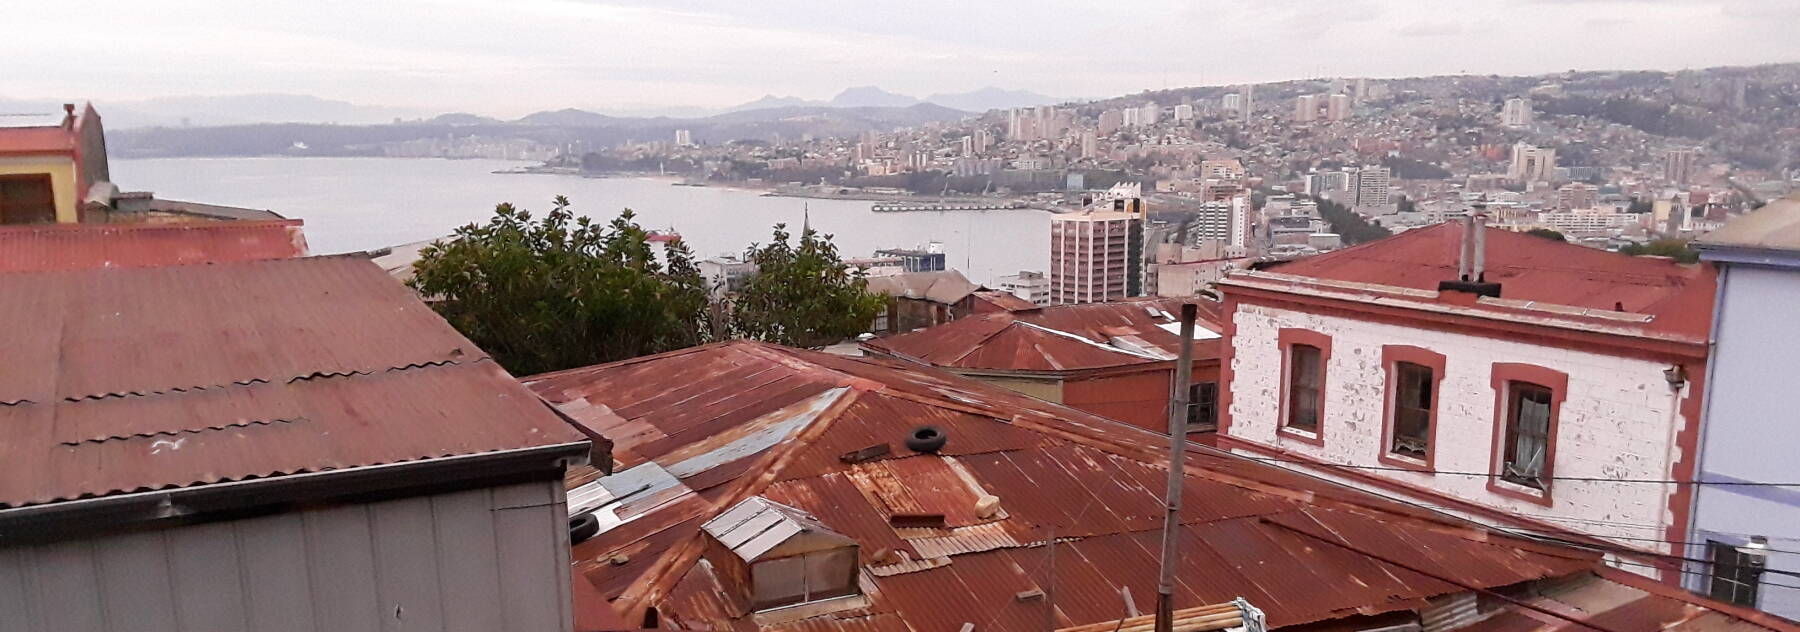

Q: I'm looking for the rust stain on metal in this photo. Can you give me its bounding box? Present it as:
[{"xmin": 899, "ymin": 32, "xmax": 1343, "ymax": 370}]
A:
[{"xmin": 536, "ymin": 340, "xmax": 1782, "ymax": 632}]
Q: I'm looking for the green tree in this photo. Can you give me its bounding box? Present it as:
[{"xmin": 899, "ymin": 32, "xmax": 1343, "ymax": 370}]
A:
[
  {"xmin": 409, "ymin": 197, "xmax": 713, "ymax": 375},
  {"xmin": 1617, "ymin": 239, "xmax": 1700, "ymax": 263},
  {"xmin": 1312, "ymin": 196, "xmax": 1393, "ymax": 245},
  {"xmin": 733, "ymin": 224, "xmax": 885, "ymax": 348},
  {"xmin": 1525, "ymin": 228, "xmax": 1567, "ymax": 242}
]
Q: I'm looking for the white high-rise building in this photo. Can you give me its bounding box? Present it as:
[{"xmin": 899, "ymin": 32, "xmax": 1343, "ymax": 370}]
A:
[
  {"xmin": 972, "ymin": 129, "xmax": 991, "ymax": 155},
  {"xmin": 1326, "ymin": 94, "xmax": 1351, "ymax": 121},
  {"xmin": 1222, "ymin": 93, "xmax": 1243, "ymax": 112},
  {"xmin": 1173, "ymin": 103, "xmax": 1194, "ymax": 122},
  {"xmin": 674, "ymin": 129, "xmax": 693, "ymax": 146},
  {"xmin": 959, "ymin": 135, "xmax": 974, "ymax": 156},
  {"xmin": 1194, "ymin": 195, "xmax": 1253, "ymax": 249},
  {"xmin": 1502, "ymin": 97, "xmax": 1534, "ymax": 128},
  {"xmin": 1120, "ymin": 107, "xmax": 1142, "ymax": 128},
  {"xmin": 1243, "ymin": 85, "xmax": 1254, "ymax": 123},
  {"xmin": 1665, "ymin": 147, "xmax": 1697, "ymax": 184},
  {"xmin": 1139, "ymin": 103, "xmax": 1160, "ymax": 126},
  {"xmin": 1080, "ymin": 131, "xmax": 1098, "ymax": 159},
  {"xmin": 1347, "ymin": 166, "xmax": 1391, "ymax": 208},
  {"xmin": 1294, "ymin": 95, "xmax": 1320, "ymax": 122},
  {"xmin": 1509, "ymin": 142, "xmax": 1557, "ymax": 183},
  {"xmin": 1050, "ymin": 201, "xmax": 1145, "ymax": 304}
]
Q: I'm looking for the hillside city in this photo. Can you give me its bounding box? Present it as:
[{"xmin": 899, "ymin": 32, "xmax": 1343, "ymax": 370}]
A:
[{"xmin": 4, "ymin": 24, "xmax": 1800, "ymax": 632}]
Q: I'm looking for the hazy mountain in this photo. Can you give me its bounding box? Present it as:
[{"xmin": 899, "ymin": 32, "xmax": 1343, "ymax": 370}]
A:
[
  {"xmin": 829, "ymin": 86, "xmax": 921, "ymax": 109},
  {"xmin": 515, "ymin": 108, "xmax": 621, "ymax": 127},
  {"xmin": 925, "ymin": 87, "xmax": 1061, "ymax": 112},
  {"xmin": 425, "ymin": 112, "xmax": 505, "ymax": 126},
  {"xmin": 727, "ymin": 95, "xmax": 824, "ymax": 112},
  {"xmin": 48, "ymin": 94, "xmax": 430, "ymax": 128}
]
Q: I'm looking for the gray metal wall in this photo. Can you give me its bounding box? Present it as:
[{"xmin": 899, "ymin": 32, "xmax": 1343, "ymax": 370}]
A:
[
  {"xmin": 1689, "ymin": 263, "xmax": 1800, "ymax": 618},
  {"xmin": 0, "ymin": 480, "xmax": 573, "ymax": 632}
]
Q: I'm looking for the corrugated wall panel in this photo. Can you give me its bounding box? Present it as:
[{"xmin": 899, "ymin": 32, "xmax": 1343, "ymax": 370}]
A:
[
  {"xmin": 434, "ymin": 488, "xmax": 507, "ymax": 632},
  {"xmin": 0, "ymin": 548, "xmax": 30, "ymax": 632},
  {"xmin": 166, "ymin": 522, "xmax": 250, "ymax": 631},
  {"xmin": 0, "ymin": 481, "xmax": 572, "ymax": 632},
  {"xmin": 30, "ymin": 541, "xmax": 105, "ymax": 632},
  {"xmin": 238, "ymin": 514, "xmax": 318, "ymax": 632},
  {"xmin": 493, "ymin": 488, "xmax": 571, "ymax": 632},
  {"xmin": 303, "ymin": 505, "xmax": 382, "ymax": 632},
  {"xmin": 95, "ymin": 531, "xmax": 179, "ymax": 632},
  {"xmin": 372, "ymin": 496, "xmax": 447, "ymax": 632}
]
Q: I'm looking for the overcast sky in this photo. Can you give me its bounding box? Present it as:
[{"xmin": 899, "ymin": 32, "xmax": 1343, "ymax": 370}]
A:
[{"xmin": 9, "ymin": 0, "xmax": 1799, "ymax": 117}]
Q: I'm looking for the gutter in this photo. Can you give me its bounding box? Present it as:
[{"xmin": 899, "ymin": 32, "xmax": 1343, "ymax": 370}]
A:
[{"xmin": 0, "ymin": 441, "xmax": 591, "ymax": 542}]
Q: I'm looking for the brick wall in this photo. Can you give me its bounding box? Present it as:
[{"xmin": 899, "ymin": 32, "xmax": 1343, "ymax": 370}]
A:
[{"xmin": 1226, "ymin": 300, "xmax": 1692, "ymax": 554}]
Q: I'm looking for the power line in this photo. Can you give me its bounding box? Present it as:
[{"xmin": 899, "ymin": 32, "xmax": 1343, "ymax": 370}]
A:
[
  {"xmin": 1612, "ymin": 559, "xmax": 1800, "ymax": 592},
  {"xmin": 1231, "ymin": 455, "xmax": 1800, "ymax": 487}
]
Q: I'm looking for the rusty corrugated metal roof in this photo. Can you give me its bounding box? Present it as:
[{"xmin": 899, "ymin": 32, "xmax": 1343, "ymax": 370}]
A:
[
  {"xmin": 863, "ymin": 298, "xmax": 1224, "ymax": 373},
  {"xmin": 531, "ymin": 341, "xmax": 1746, "ymax": 631},
  {"xmin": 0, "ymin": 220, "xmax": 308, "ymax": 273},
  {"xmin": 1262, "ymin": 222, "xmax": 1716, "ymax": 337},
  {"xmin": 0, "ymin": 255, "xmax": 585, "ymax": 509},
  {"xmin": 1458, "ymin": 570, "xmax": 1799, "ymax": 632}
]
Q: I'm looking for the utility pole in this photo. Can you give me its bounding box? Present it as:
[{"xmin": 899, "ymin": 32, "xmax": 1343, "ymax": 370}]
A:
[{"xmin": 1155, "ymin": 303, "xmax": 1197, "ymax": 632}]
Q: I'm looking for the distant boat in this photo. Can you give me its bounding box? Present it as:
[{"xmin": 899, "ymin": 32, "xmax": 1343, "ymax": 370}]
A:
[{"xmin": 671, "ymin": 181, "xmax": 708, "ymax": 187}]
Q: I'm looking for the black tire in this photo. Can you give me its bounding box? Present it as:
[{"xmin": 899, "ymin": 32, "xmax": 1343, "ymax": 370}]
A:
[
  {"xmin": 570, "ymin": 512, "xmax": 600, "ymax": 544},
  {"xmin": 904, "ymin": 425, "xmax": 948, "ymax": 453}
]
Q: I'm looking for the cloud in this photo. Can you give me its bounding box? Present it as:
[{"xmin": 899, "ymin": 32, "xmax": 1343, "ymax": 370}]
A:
[{"xmin": 1397, "ymin": 21, "xmax": 1465, "ymax": 37}]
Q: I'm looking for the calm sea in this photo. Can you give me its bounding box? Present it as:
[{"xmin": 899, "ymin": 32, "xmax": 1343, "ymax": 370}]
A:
[{"xmin": 113, "ymin": 157, "xmax": 1051, "ymax": 285}]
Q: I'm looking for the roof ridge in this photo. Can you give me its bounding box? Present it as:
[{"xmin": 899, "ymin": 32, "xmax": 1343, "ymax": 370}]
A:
[
  {"xmin": 60, "ymin": 417, "xmax": 305, "ymax": 446},
  {"xmin": 56, "ymin": 356, "xmax": 484, "ymax": 403}
]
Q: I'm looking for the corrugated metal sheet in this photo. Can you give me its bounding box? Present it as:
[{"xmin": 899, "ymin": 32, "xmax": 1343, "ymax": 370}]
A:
[
  {"xmin": 864, "ymin": 298, "xmax": 1224, "ymax": 372},
  {"xmin": 1264, "ymin": 222, "xmax": 1716, "ymax": 337},
  {"xmin": 1456, "ymin": 570, "xmax": 1799, "ymax": 632},
  {"xmin": 0, "ymin": 256, "xmax": 583, "ymax": 509},
  {"xmin": 535, "ymin": 341, "xmax": 1776, "ymax": 631},
  {"xmin": 0, "ymin": 220, "xmax": 307, "ymax": 273}
]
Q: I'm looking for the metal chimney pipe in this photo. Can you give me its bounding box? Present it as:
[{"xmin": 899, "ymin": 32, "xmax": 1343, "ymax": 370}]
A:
[
  {"xmin": 1155, "ymin": 303, "xmax": 1197, "ymax": 632},
  {"xmin": 1456, "ymin": 215, "xmax": 1476, "ymax": 282},
  {"xmin": 1472, "ymin": 213, "xmax": 1488, "ymax": 283}
]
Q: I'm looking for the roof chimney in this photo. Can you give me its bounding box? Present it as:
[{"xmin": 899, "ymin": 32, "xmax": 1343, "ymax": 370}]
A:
[
  {"xmin": 61, "ymin": 103, "xmax": 76, "ymax": 129},
  {"xmin": 1437, "ymin": 205, "xmax": 1501, "ymax": 298}
]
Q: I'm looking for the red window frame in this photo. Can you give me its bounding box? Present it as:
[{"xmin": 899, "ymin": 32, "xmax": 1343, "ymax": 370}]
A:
[
  {"xmin": 1276, "ymin": 328, "xmax": 1331, "ymax": 447},
  {"xmin": 1378, "ymin": 345, "xmax": 1446, "ymax": 473},
  {"xmin": 1487, "ymin": 363, "xmax": 1569, "ymax": 506}
]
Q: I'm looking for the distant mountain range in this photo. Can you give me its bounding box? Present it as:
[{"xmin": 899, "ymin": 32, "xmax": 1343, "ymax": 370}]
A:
[
  {"xmin": 2, "ymin": 85, "xmax": 1061, "ymax": 133},
  {"xmin": 725, "ymin": 86, "xmax": 1062, "ymax": 114},
  {"xmin": 0, "ymin": 94, "xmax": 430, "ymax": 129}
]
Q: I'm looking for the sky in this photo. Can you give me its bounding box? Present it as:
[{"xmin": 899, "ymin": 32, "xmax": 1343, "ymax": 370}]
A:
[{"xmin": 8, "ymin": 0, "xmax": 1800, "ymax": 118}]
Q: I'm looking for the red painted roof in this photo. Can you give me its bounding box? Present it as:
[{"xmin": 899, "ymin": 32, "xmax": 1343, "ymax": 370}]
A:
[
  {"xmin": 0, "ymin": 220, "xmax": 308, "ymax": 273},
  {"xmin": 528, "ymin": 341, "xmax": 1653, "ymax": 631},
  {"xmin": 863, "ymin": 298, "xmax": 1224, "ymax": 372},
  {"xmin": 1268, "ymin": 222, "xmax": 1716, "ymax": 337},
  {"xmin": 0, "ymin": 256, "xmax": 585, "ymax": 508},
  {"xmin": 0, "ymin": 126, "xmax": 76, "ymax": 155}
]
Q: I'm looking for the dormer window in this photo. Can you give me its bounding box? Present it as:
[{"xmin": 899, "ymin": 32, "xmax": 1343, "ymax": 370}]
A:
[{"xmin": 701, "ymin": 497, "xmax": 861, "ymax": 613}]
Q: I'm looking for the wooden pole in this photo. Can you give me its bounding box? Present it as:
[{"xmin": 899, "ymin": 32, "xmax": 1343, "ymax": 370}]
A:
[{"xmin": 1155, "ymin": 303, "xmax": 1198, "ymax": 632}]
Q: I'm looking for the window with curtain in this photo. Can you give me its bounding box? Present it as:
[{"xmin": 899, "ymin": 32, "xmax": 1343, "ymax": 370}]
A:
[
  {"xmin": 1389, "ymin": 361, "xmax": 1434, "ymax": 458},
  {"xmin": 1501, "ymin": 381, "xmax": 1553, "ymax": 489},
  {"xmin": 1285, "ymin": 344, "xmax": 1323, "ymax": 432}
]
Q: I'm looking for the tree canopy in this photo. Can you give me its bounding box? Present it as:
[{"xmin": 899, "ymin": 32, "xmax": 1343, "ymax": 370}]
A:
[
  {"xmin": 409, "ymin": 197, "xmax": 712, "ymax": 375},
  {"xmin": 1618, "ymin": 239, "xmax": 1701, "ymax": 263},
  {"xmin": 732, "ymin": 223, "xmax": 886, "ymax": 348},
  {"xmin": 1525, "ymin": 228, "xmax": 1568, "ymax": 242},
  {"xmin": 1313, "ymin": 196, "xmax": 1393, "ymax": 245}
]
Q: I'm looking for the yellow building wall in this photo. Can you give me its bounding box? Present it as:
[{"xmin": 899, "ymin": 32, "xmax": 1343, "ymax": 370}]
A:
[{"xmin": 0, "ymin": 155, "xmax": 79, "ymax": 223}]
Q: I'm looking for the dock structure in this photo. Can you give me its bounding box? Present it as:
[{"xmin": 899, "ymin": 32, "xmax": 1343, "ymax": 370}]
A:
[{"xmin": 871, "ymin": 201, "xmax": 1026, "ymax": 212}]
